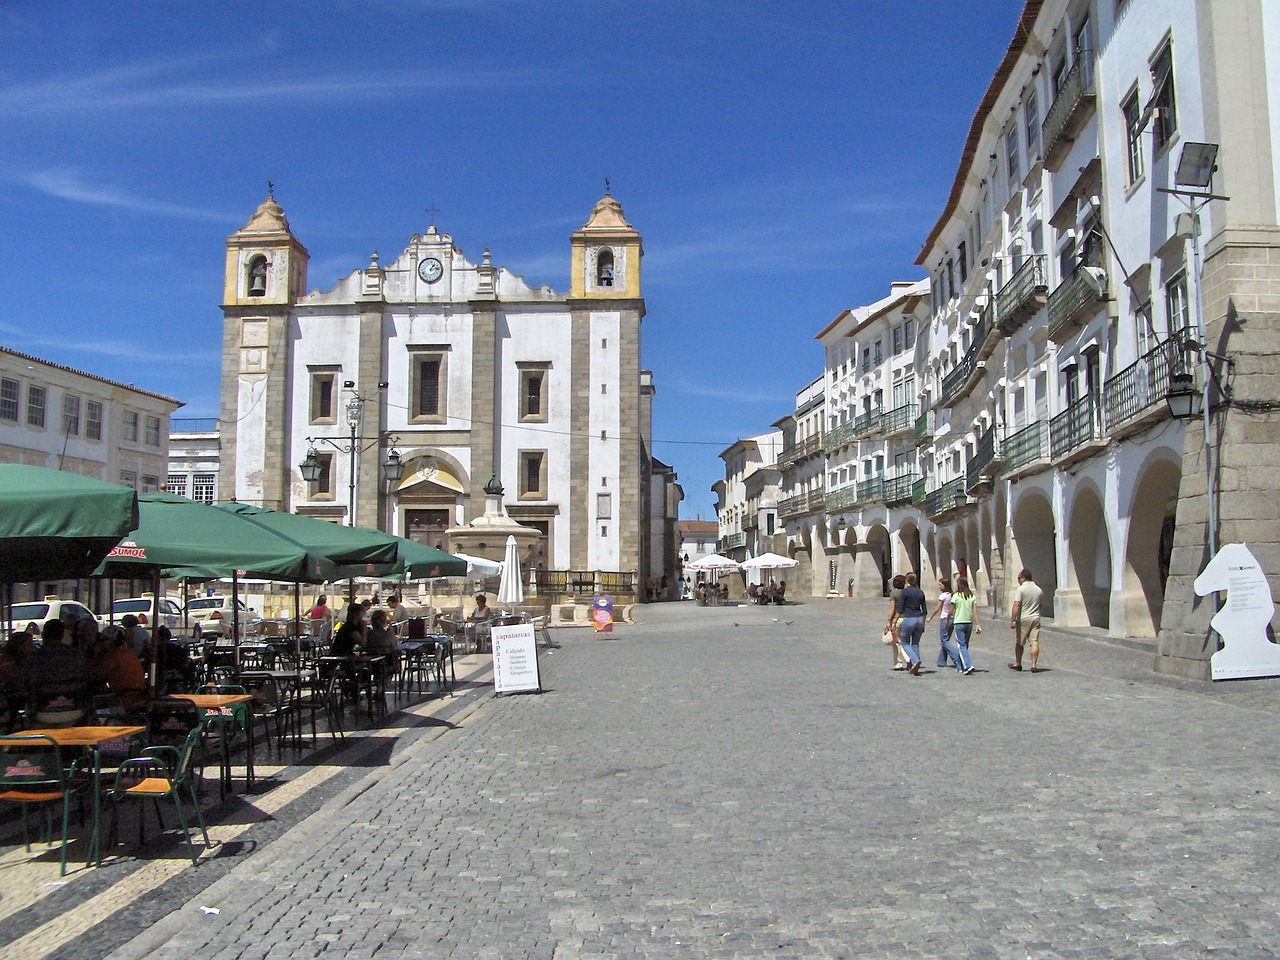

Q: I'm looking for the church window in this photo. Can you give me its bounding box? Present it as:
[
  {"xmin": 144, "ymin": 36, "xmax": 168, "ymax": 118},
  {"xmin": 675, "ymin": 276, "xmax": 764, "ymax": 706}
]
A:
[
  {"xmin": 520, "ymin": 450, "xmax": 547, "ymax": 499},
  {"xmin": 247, "ymin": 256, "xmax": 268, "ymax": 297},
  {"xmin": 518, "ymin": 363, "xmax": 550, "ymax": 422},
  {"xmin": 87, "ymin": 402, "xmax": 103, "ymax": 441},
  {"xmin": 123, "ymin": 410, "xmax": 138, "ymax": 443},
  {"xmin": 596, "ymin": 249, "xmax": 615, "ymax": 287},
  {"xmin": 306, "ymin": 453, "xmax": 333, "ymax": 499},
  {"xmin": 145, "ymin": 415, "xmax": 161, "ymax": 446},
  {"xmin": 410, "ymin": 349, "xmax": 449, "ymax": 423},
  {"xmin": 310, "ymin": 370, "xmax": 337, "ymax": 424}
]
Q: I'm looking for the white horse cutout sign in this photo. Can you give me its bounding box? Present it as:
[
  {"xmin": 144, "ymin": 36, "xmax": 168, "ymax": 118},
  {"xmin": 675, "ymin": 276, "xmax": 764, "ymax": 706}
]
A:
[{"xmin": 1193, "ymin": 542, "xmax": 1280, "ymax": 680}]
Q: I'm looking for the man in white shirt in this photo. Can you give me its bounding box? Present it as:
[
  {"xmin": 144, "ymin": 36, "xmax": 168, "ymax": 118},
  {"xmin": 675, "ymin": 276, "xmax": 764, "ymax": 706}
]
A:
[{"xmin": 1009, "ymin": 568, "xmax": 1045, "ymax": 673}]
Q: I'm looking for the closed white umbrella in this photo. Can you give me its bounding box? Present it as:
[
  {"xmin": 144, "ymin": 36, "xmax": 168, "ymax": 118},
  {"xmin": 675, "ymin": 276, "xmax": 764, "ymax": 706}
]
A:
[{"xmin": 496, "ymin": 535, "xmax": 524, "ymax": 609}]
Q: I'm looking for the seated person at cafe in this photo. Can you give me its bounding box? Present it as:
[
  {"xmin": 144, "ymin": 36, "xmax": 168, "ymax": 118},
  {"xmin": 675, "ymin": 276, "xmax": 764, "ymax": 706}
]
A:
[
  {"xmin": 156, "ymin": 626, "xmax": 197, "ymax": 692},
  {"xmin": 329, "ymin": 603, "xmax": 366, "ymax": 657},
  {"xmin": 470, "ymin": 594, "xmax": 492, "ymax": 623},
  {"xmin": 775, "ymin": 580, "xmax": 787, "ymax": 604},
  {"xmin": 387, "ymin": 594, "xmax": 410, "ymax": 636},
  {"xmin": 308, "ymin": 594, "xmax": 331, "ymax": 634},
  {"xmin": 90, "ymin": 627, "xmax": 146, "ymax": 711},
  {"xmin": 120, "ymin": 614, "xmax": 151, "ymax": 660},
  {"xmin": 23, "ymin": 619, "xmax": 89, "ymax": 724},
  {"xmin": 746, "ymin": 583, "xmax": 759, "ymax": 603},
  {"xmin": 363, "ymin": 608, "xmax": 395, "ymax": 657}
]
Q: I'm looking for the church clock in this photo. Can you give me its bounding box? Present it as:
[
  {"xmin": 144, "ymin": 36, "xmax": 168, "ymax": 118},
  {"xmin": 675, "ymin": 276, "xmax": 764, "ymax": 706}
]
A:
[{"xmin": 418, "ymin": 257, "xmax": 443, "ymax": 283}]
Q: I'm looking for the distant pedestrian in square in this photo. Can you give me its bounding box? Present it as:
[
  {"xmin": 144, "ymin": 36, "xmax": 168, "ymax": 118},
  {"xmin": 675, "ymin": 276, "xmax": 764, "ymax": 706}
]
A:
[
  {"xmin": 897, "ymin": 573, "xmax": 928, "ymax": 675},
  {"xmin": 927, "ymin": 577, "xmax": 956, "ymax": 668},
  {"xmin": 1009, "ymin": 568, "xmax": 1044, "ymax": 672},
  {"xmin": 949, "ymin": 576, "xmax": 979, "ymax": 675}
]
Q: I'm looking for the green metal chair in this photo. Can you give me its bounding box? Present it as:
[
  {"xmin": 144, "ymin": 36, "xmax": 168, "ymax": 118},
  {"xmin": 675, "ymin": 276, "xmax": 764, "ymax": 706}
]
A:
[
  {"xmin": 106, "ymin": 725, "xmax": 210, "ymax": 866},
  {"xmin": 0, "ymin": 733, "xmax": 87, "ymax": 875}
]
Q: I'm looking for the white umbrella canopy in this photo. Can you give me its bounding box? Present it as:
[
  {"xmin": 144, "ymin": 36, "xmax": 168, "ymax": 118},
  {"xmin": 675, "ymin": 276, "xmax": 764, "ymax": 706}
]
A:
[
  {"xmin": 452, "ymin": 552, "xmax": 503, "ymax": 578},
  {"xmin": 684, "ymin": 553, "xmax": 741, "ymax": 573},
  {"xmin": 739, "ymin": 552, "xmax": 798, "ymax": 572},
  {"xmin": 496, "ymin": 535, "xmax": 524, "ymax": 608}
]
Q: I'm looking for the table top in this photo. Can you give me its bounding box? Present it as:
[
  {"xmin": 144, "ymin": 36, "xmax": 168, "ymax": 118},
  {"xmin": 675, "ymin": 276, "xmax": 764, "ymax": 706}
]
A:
[
  {"xmin": 167, "ymin": 693, "xmax": 254, "ymax": 709},
  {"xmin": 0, "ymin": 725, "xmax": 146, "ymax": 748}
]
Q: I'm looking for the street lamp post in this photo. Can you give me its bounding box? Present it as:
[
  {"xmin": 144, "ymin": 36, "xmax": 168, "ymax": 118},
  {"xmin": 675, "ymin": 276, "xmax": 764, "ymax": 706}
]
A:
[{"xmin": 298, "ymin": 381, "xmax": 404, "ymax": 529}]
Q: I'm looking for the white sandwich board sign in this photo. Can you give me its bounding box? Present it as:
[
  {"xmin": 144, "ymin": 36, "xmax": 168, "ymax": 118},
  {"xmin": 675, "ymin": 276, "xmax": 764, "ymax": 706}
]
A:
[{"xmin": 491, "ymin": 622, "xmax": 542, "ymax": 694}]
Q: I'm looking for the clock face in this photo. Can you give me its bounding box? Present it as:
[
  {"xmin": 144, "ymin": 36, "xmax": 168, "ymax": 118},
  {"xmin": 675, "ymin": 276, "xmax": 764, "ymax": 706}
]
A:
[{"xmin": 418, "ymin": 257, "xmax": 443, "ymax": 283}]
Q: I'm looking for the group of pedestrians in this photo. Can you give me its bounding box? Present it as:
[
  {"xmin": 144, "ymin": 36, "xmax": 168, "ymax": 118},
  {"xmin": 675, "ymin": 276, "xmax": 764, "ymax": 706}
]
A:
[{"xmin": 885, "ymin": 568, "xmax": 1044, "ymax": 677}]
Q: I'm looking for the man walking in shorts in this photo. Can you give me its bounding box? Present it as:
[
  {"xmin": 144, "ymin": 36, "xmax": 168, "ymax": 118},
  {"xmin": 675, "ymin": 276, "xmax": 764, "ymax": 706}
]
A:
[{"xmin": 1009, "ymin": 568, "xmax": 1044, "ymax": 673}]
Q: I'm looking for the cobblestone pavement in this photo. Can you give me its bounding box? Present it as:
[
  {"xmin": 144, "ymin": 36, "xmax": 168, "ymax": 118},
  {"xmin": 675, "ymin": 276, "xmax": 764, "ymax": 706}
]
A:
[{"xmin": 37, "ymin": 601, "xmax": 1280, "ymax": 958}]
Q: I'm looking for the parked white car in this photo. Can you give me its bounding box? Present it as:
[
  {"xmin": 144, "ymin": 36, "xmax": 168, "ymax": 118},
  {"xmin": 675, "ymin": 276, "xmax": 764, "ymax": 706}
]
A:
[
  {"xmin": 186, "ymin": 595, "xmax": 251, "ymax": 639},
  {"xmin": 7, "ymin": 597, "xmax": 98, "ymax": 636},
  {"xmin": 98, "ymin": 594, "xmax": 186, "ymax": 633}
]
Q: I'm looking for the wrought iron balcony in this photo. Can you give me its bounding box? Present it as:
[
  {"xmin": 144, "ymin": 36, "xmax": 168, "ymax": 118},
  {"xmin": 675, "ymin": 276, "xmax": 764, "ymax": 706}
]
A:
[
  {"xmin": 1001, "ymin": 420, "xmax": 1050, "ymax": 477},
  {"xmin": 914, "ymin": 410, "xmax": 933, "ymax": 446},
  {"xmin": 940, "ymin": 336, "xmax": 984, "ymax": 408},
  {"xmin": 852, "ymin": 408, "xmax": 883, "ymax": 441},
  {"xmin": 778, "ymin": 433, "xmax": 824, "ymax": 469},
  {"xmin": 825, "ymin": 485, "xmax": 859, "ymax": 512},
  {"xmin": 743, "ymin": 512, "xmax": 758, "ymax": 531},
  {"xmin": 965, "ymin": 424, "xmax": 1003, "ymax": 493},
  {"xmin": 911, "ymin": 477, "xmax": 926, "ymax": 504},
  {"xmin": 778, "ymin": 489, "xmax": 826, "ymax": 520},
  {"xmin": 824, "ymin": 420, "xmax": 854, "ymax": 453},
  {"xmin": 881, "ymin": 402, "xmax": 917, "ymax": 437},
  {"xmin": 924, "ymin": 478, "xmax": 967, "ymax": 520},
  {"xmin": 1103, "ymin": 339, "xmax": 1182, "ymax": 437},
  {"xmin": 884, "ymin": 472, "xmax": 918, "ymax": 506},
  {"xmin": 856, "ymin": 475, "xmax": 884, "ymax": 504},
  {"xmin": 995, "ymin": 255, "xmax": 1048, "ymax": 336},
  {"xmin": 1050, "ymin": 396, "xmax": 1105, "ymax": 464},
  {"xmin": 723, "ymin": 532, "xmax": 746, "ymax": 550},
  {"xmin": 1048, "ymin": 259, "xmax": 1107, "ymax": 343},
  {"xmin": 1043, "ymin": 49, "xmax": 1096, "ymax": 169}
]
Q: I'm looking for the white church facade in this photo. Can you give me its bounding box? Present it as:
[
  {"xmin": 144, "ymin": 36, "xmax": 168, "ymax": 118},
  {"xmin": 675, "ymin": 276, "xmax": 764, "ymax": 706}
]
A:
[{"xmin": 218, "ymin": 192, "xmax": 659, "ymax": 588}]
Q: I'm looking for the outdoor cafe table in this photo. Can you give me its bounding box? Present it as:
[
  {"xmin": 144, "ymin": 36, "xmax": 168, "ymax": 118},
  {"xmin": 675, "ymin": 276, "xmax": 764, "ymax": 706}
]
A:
[
  {"xmin": 239, "ymin": 669, "xmax": 317, "ymax": 744},
  {"xmin": 0, "ymin": 724, "xmax": 146, "ymax": 868},
  {"xmin": 166, "ymin": 692, "xmax": 256, "ymax": 792},
  {"xmin": 396, "ymin": 636, "xmax": 454, "ymax": 694}
]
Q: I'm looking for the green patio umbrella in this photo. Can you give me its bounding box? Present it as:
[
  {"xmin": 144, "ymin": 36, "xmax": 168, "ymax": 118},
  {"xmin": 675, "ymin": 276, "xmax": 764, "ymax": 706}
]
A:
[
  {"xmin": 215, "ymin": 503, "xmax": 401, "ymax": 580},
  {"xmin": 94, "ymin": 492, "xmax": 336, "ymax": 583},
  {"xmin": 0, "ymin": 464, "xmax": 139, "ymax": 581},
  {"xmin": 388, "ymin": 536, "xmax": 467, "ymax": 580}
]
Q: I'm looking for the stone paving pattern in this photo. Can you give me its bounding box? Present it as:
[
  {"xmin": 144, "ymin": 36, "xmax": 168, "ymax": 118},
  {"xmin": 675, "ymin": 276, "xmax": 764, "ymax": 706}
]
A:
[{"xmin": 73, "ymin": 600, "xmax": 1280, "ymax": 958}]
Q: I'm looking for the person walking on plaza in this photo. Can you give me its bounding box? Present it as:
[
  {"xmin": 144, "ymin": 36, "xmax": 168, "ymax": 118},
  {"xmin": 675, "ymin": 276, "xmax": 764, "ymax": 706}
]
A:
[
  {"xmin": 897, "ymin": 573, "xmax": 928, "ymax": 675},
  {"xmin": 927, "ymin": 577, "xmax": 969, "ymax": 672},
  {"xmin": 1009, "ymin": 568, "xmax": 1044, "ymax": 672},
  {"xmin": 886, "ymin": 574, "xmax": 910, "ymax": 670},
  {"xmin": 926, "ymin": 577, "xmax": 956, "ymax": 668},
  {"xmin": 950, "ymin": 576, "xmax": 979, "ymax": 675}
]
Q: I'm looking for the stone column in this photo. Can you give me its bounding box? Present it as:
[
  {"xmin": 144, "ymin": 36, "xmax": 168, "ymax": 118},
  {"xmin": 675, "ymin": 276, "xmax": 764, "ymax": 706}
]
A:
[{"xmin": 469, "ymin": 305, "xmax": 498, "ymax": 525}]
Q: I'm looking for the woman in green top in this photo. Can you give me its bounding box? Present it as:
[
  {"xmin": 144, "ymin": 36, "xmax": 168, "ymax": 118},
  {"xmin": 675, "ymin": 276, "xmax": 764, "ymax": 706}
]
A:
[{"xmin": 950, "ymin": 576, "xmax": 980, "ymax": 675}]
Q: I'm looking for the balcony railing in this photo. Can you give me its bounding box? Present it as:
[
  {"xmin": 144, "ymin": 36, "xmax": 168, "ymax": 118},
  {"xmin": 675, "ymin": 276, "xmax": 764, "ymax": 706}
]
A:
[
  {"xmin": 966, "ymin": 424, "xmax": 1003, "ymax": 492},
  {"xmin": 881, "ymin": 402, "xmax": 917, "ymax": 437},
  {"xmin": 1043, "ymin": 49, "xmax": 1096, "ymax": 168},
  {"xmin": 884, "ymin": 472, "xmax": 918, "ymax": 506},
  {"xmin": 924, "ymin": 478, "xmax": 967, "ymax": 519},
  {"xmin": 779, "ymin": 433, "xmax": 824, "ymax": 468},
  {"xmin": 852, "ymin": 408, "xmax": 883, "ymax": 440},
  {"xmin": 911, "ymin": 477, "xmax": 926, "ymax": 504},
  {"xmin": 824, "ymin": 420, "xmax": 854, "ymax": 453},
  {"xmin": 778, "ymin": 489, "xmax": 826, "ymax": 520},
  {"xmin": 995, "ymin": 255, "xmax": 1048, "ymax": 335},
  {"xmin": 825, "ymin": 485, "xmax": 859, "ymax": 512},
  {"xmin": 1102, "ymin": 339, "xmax": 1180, "ymax": 433},
  {"xmin": 1050, "ymin": 396, "xmax": 1104, "ymax": 462},
  {"xmin": 743, "ymin": 512, "xmax": 758, "ymax": 531},
  {"xmin": 914, "ymin": 410, "xmax": 933, "ymax": 445},
  {"xmin": 1001, "ymin": 420, "xmax": 1049, "ymax": 476},
  {"xmin": 940, "ymin": 324, "xmax": 987, "ymax": 408},
  {"xmin": 170, "ymin": 417, "xmax": 219, "ymax": 433},
  {"xmin": 1048, "ymin": 254, "xmax": 1107, "ymax": 343},
  {"xmin": 722, "ymin": 532, "xmax": 746, "ymax": 550},
  {"xmin": 856, "ymin": 476, "xmax": 884, "ymax": 504}
]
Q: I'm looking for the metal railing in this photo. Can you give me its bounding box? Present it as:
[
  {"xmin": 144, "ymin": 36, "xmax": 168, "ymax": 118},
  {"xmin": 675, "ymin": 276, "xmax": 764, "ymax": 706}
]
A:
[
  {"xmin": 537, "ymin": 570, "xmax": 637, "ymax": 597},
  {"xmin": 911, "ymin": 477, "xmax": 926, "ymax": 504},
  {"xmin": 966, "ymin": 424, "xmax": 1002, "ymax": 491},
  {"xmin": 995, "ymin": 255, "xmax": 1048, "ymax": 334},
  {"xmin": 779, "ymin": 433, "xmax": 824, "ymax": 468},
  {"xmin": 1043, "ymin": 49, "xmax": 1096, "ymax": 166},
  {"xmin": 881, "ymin": 402, "xmax": 916, "ymax": 436},
  {"xmin": 884, "ymin": 472, "xmax": 918, "ymax": 505},
  {"xmin": 852, "ymin": 408, "xmax": 883, "ymax": 440},
  {"xmin": 857, "ymin": 476, "xmax": 884, "ymax": 504},
  {"xmin": 1001, "ymin": 420, "xmax": 1049, "ymax": 475},
  {"xmin": 170, "ymin": 417, "xmax": 219, "ymax": 433},
  {"xmin": 914, "ymin": 410, "xmax": 932, "ymax": 444},
  {"xmin": 1048, "ymin": 247, "xmax": 1106, "ymax": 341},
  {"xmin": 1050, "ymin": 397, "xmax": 1103, "ymax": 460},
  {"xmin": 1102, "ymin": 339, "xmax": 1179, "ymax": 430},
  {"xmin": 779, "ymin": 490, "xmax": 825, "ymax": 519},
  {"xmin": 824, "ymin": 420, "xmax": 854, "ymax": 452},
  {"xmin": 825, "ymin": 486, "xmax": 859, "ymax": 512},
  {"xmin": 940, "ymin": 341, "xmax": 980, "ymax": 407},
  {"xmin": 924, "ymin": 478, "xmax": 966, "ymax": 519}
]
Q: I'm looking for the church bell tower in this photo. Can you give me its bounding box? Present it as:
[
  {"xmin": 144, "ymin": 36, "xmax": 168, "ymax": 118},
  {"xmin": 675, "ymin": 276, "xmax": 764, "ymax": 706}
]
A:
[{"xmin": 570, "ymin": 189, "xmax": 643, "ymax": 298}]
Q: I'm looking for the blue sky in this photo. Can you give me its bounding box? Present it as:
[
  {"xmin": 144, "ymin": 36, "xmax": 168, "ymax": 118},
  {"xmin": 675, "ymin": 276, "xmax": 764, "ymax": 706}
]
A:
[{"xmin": 0, "ymin": 0, "xmax": 1021, "ymax": 520}]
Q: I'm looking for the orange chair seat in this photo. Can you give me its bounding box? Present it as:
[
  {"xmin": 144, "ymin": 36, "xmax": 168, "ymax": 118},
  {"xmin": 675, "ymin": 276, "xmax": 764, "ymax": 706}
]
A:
[
  {"xmin": 122, "ymin": 778, "xmax": 172, "ymax": 797},
  {"xmin": 0, "ymin": 788, "xmax": 70, "ymax": 803}
]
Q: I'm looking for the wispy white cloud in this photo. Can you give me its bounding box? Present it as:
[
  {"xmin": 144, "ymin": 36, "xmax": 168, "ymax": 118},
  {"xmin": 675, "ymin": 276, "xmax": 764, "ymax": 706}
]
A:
[
  {"xmin": 674, "ymin": 381, "xmax": 793, "ymax": 405},
  {"xmin": 0, "ymin": 53, "xmax": 553, "ymax": 119},
  {"xmin": 0, "ymin": 324, "xmax": 214, "ymax": 365},
  {"xmin": 20, "ymin": 169, "xmax": 228, "ymax": 222}
]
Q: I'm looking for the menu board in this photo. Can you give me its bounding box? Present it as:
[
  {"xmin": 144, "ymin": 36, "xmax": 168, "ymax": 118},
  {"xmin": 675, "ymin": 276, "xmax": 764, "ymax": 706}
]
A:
[{"xmin": 491, "ymin": 622, "xmax": 542, "ymax": 694}]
